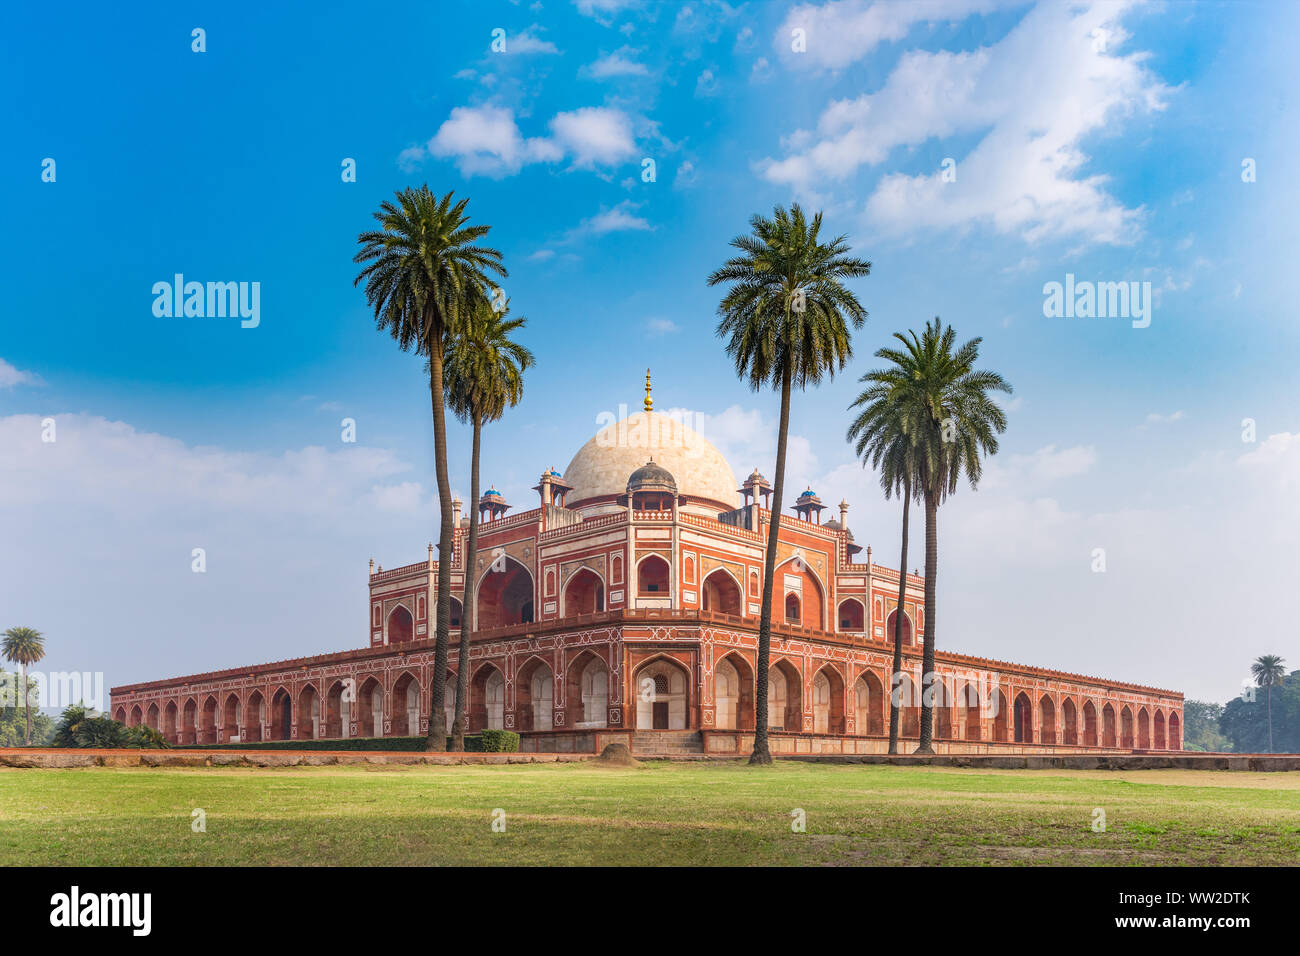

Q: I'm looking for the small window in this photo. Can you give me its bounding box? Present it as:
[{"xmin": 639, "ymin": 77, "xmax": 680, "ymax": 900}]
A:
[
  {"xmin": 653, "ymin": 674, "xmax": 669, "ymax": 694},
  {"xmin": 785, "ymin": 594, "xmax": 801, "ymax": 624}
]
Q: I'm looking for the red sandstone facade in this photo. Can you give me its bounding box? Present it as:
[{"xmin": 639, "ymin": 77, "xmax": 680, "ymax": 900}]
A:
[{"xmin": 111, "ymin": 397, "xmax": 1183, "ymax": 755}]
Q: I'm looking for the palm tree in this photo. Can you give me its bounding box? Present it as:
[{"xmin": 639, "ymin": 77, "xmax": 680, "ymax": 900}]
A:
[
  {"xmin": 3, "ymin": 627, "xmax": 46, "ymax": 745},
  {"xmin": 708, "ymin": 203, "xmax": 870, "ymax": 764},
  {"xmin": 442, "ymin": 294, "xmax": 535, "ymax": 751},
  {"xmin": 354, "ymin": 186, "xmax": 506, "ymax": 751},
  {"xmin": 1251, "ymin": 654, "xmax": 1286, "ymax": 753},
  {"xmin": 847, "ymin": 396, "xmax": 920, "ymax": 754},
  {"xmin": 869, "ymin": 319, "xmax": 1010, "ymax": 753}
]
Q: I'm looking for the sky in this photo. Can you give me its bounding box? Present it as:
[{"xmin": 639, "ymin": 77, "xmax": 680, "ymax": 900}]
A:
[{"xmin": 2, "ymin": 0, "xmax": 1298, "ymax": 710}]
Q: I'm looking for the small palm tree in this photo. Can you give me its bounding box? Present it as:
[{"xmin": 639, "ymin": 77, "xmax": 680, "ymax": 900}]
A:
[
  {"xmin": 354, "ymin": 186, "xmax": 506, "ymax": 751},
  {"xmin": 867, "ymin": 320, "xmax": 1010, "ymax": 753},
  {"xmin": 1251, "ymin": 654, "xmax": 1286, "ymax": 753},
  {"xmin": 847, "ymin": 394, "xmax": 920, "ymax": 754},
  {"xmin": 442, "ymin": 294, "xmax": 535, "ymax": 751},
  {"xmin": 709, "ymin": 203, "xmax": 870, "ymax": 764},
  {"xmin": 3, "ymin": 627, "xmax": 46, "ymax": 745}
]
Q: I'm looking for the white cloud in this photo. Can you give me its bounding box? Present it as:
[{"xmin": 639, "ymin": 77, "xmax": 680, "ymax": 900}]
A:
[
  {"xmin": 528, "ymin": 249, "xmax": 556, "ymax": 261},
  {"xmin": 423, "ymin": 104, "xmax": 636, "ymax": 177},
  {"xmin": 1143, "ymin": 410, "xmax": 1185, "ymax": 426},
  {"xmin": 505, "ymin": 26, "xmax": 560, "ymax": 55},
  {"xmin": 0, "ymin": 358, "xmax": 43, "ymax": 388},
  {"xmin": 583, "ymin": 46, "xmax": 650, "ymax": 79},
  {"xmin": 674, "ymin": 160, "xmax": 697, "ymax": 188},
  {"xmin": 568, "ymin": 200, "xmax": 653, "ymax": 237},
  {"xmin": 646, "ymin": 318, "xmax": 679, "ymax": 335},
  {"xmin": 761, "ymin": 2, "xmax": 1171, "ymax": 245},
  {"xmin": 695, "ymin": 68, "xmax": 719, "ymax": 96},
  {"xmin": 774, "ymin": 0, "xmax": 1012, "ymax": 71}
]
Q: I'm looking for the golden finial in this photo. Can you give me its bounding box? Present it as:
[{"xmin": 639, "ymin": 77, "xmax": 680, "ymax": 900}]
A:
[{"xmin": 643, "ymin": 368, "xmax": 653, "ymax": 412}]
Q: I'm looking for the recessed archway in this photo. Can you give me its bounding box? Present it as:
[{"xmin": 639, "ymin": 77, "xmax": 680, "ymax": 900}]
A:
[
  {"xmin": 634, "ymin": 657, "xmax": 689, "ymax": 730},
  {"xmin": 1039, "ymin": 695, "xmax": 1056, "ymax": 745},
  {"xmin": 1137, "ymin": 706, "xmax": 1150, "ymax": 749},
  {"xmin": 562, "ymin": 568, "xmax": 605, "ymax": 617},
  {"xmin": 958, "ymin": 683, "xmax": 982, "ymax": 741},
  {"xmin": 477, "ymin": 557, "xmax": 535, "ymax": 628},
  {"xmin": 129, "ymin": 704, "xmax": 143, "ymax": 728},
  {"xmin": 1168, "ymin": 712, "xmax": 1181, "ymax": 749},
  {"xmin": 637, "ymin": 554, "xmax": 670, "ymax": 596},
  {"xmin": 146, "ymin": 702, "xmax": 159, "ymax": 730},
  {"xmin": 1062, "ymin": 698, "xmax": 1078, "ymax": 746},
  {"xmin": 326, "ymin": 680, "xmax": 352, "ymax": 739},
  {"xmin": 470, "ymin": 664, "xmax": 506, "ymax": 731},
  {"xmin": 358, "ymin": 677, "xmax": 383, "ymax": 737},
  {"xmin": 516, "ymin": 657, "xmax": 555, "ymax": 732},
  {"xmin": 990, "ymin": 689, "xmax": 1009, "ymax": 742},
  {"xmin": 244, "ymin": 690, "xmax": 265, "ymax": 742},
  {"xmin": 1083, "ymin": 700, "xmax": 1099, "ymax": 746},
  {"xmin": 163, "ymin": 700, "xmax": 178, "ymax": 742},
  {"xmin": 714, "ymin": 653, "xmax": 754, "ymax": 730},
  {"xmin": 270, "ymin": 688, "xmax": 292, "ymax": 741},
  {"xmin": 854, "ymin": 671, "xmax": 885, "ymax": 735},
  {"xmin": 222, "ymin": 694, "xmax": 241, "ymax": 742},
  {"xmin": 392, "ymin": 671, "xmax": 420, "ymax": 736},
  {"xmin": 1154, "ymin": 709, "xmax": 1167, "ymax": 749},
  {"xmin": 181, "ymin": 698, "xmax": 197, "ymax": 745},
  {"xmin": 298, "ymin": 684, "xmax": 320, "ymax": 740},
  {"xmin": 1102, "ymin": 703, "xmax": 1117, "ymax": 747},
  {"xmin": 200, "ymin": 696, "xmax": 218, "ymax": 744},
  {"xmin": 768, "ymin": 658, "xmax": 803, "ymax": 732},
  {"xmin": 893, "ymin": 671, "xmax": 921, "ymax": 738},
  {"xmin": 386, "ymin": 605, "xmax": 414, "ymax": 644},
  {"xmin": 812, "ymin": 665, "xmax": 845, "ymax": 734},
  {"xmin": 885, "ymin": 608, "xmax": 914, "ymax": 647},
  {"xmin": 837, "ymin": 598, "xmax": 865, "ymax": 631},
  {"xmin": 1013, "ymin": 692, "xmax": 1033, "ymax": 743},
  {"xmin": 701, "ymin": 568, "xmax": 743, "ymax": 615},
  {"xmin": 1120, "ymin": 705, "xmax": 1134, "ymax": 749},
  {"xmin": 566, "ymin": 651, "xmax": 611, "ymax": 728}
]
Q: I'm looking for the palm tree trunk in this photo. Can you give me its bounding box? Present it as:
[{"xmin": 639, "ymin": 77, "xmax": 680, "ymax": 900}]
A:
[
  {"xmin": 451, "ymin": 416, "xmax": 482, "ymax": 752},
  {"xmin": 915, "ymin": 489, "xmax": 938, "ymax": 754},
  {"xmin": 22, "ymin": 665, "xmax": 31, "ymax": 749},
  {"xmin": 427, "ymin": 324, "xmax": 453, "ymax": 752},
  {"xmin": 751, "ymin": 365, "xmax": 793, "ymax": 766},
  {"xmin": 1263, "ymin": 686, "xmax": 1274, "ymax": 754},
  {"xmin": 888, "ymin": 488, "xmax": 909, "ymax": 754}
]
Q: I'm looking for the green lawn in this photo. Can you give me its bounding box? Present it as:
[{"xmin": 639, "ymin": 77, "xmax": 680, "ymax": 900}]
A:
[{"xmin": 3, "ymin": 762, "xmax": 1299, "ymax": 866}]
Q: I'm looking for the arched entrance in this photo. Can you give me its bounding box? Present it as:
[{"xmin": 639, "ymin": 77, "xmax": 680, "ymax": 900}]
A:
[
  {"xmin": 958, "ymin": 683, "xmax": 982, "ymax": 741},
  {"xmin": 566, "ymin": 652, "xmax": 610, "ymax": 728},
  {"xmin": 837, "ymin": 598, "xmax": 865, "ymax": 631},
  {"xmin": 200, "ymin": 696, "xmax": 218, "ymax": 744},
  {"xmin": 326, "ymin": 680, "xmax": 352, "ymax": 738},
  {"xmin": 470, "ymin": 665, "xmax": 506, "ymax": 730},
  {"xmin": 392, "ymin": 672, "xmax": 420, "ymax": 736},
  {"xmin": 129, "ymin": 704, "xmax": 142, "ymax": 728},
  {"xmin": 387, "ymin": 605, "xmax": 414, "ymax": 644},
  {"xmin": 636, "ymin": 554, "xmax": 670, "ymax": 597},
  {"xmin": 1039, "ymin": 695, "xmax": 1056, "ymax": 745},
  {"xmin": 358, "ymin": 677, "xmax": 383, "ymax": 737},
  {"xmin": 222, "ymin": 694, "xmax": 241, "ymax": 742},
  {"xmin": 477, "ymin": 558, "xmax": 534, "ymax": 628},
  {"xmin": 634, "ymin": 658, "xmax": 689, "ymax": 730},
  {"xmin": 855, "ymin": 671, "xmax": 885, "ymax": 736},
  {"xmin": 1083, "ymin": 700, "xmax": 1099, "ymax": 746},
  {"xmin": 1120, "ymin": 705, "xmax": 1134, "ymax": 749},
  {"xmin": 991, "ymin": 689, "xmax": 1009, "ymax": 742},
  {"xmin": 768, "ymin": 659, "xmax": 803, "ymax": 732},
  {"xmin": 181, "ymin": 698, "xmax": 197, "ymax": 745},
  {"xmin": 701, "ymin": 569, "xmax": 742, "ymax": 615},
  {"xmin": 885, "ymin": 609, "xmax": 913, "ymax": 646},
  {"xmin": 298, "ymin": 685, "xmax": 320, "ymax": 740},
  {"xmin": 1168, "ymin": 712, "xmax": 1181, "ymax": 749},
  {"xmin": 163, "ymin": 701, "xmax": 178, "ymax": 742},
  {"xmin": 1102, "ymin": 703, "xmax": 1117, "ymax": 747},
  {"xmin": 146, "ymin": 702, "xmax": 159, "ymax": 730},
  {"xmin": 1154, "ymin": 709, "xmax": 1167, "ymax": 749},
  {"xmin": 893, "ymin": 671, "xmax": 920, "ymax": 738},
  {"xmin": 1013, "ymin": 692, "xmax": 1033, "ymax": 743},
  {"xmin": 714, "ymin": 654, "xmax": 754, "ymax": 731},
  {"xmin": 1137, "ymin": 707, "xmax": 1150, "ymax": 749},
  {"xmin": 1062, "ymin": 698, "xmax": 1078, "ymax": 746},
  {"xmin": 562, "ymin": 569, "xmax": 604, "ymax": 616},
  {"xmin": 812, "ymin": 666, "xmax": 845, "ymax": 734},
  {"xmin": 244, "ymin": 691, "xmax": 265, "ymax": 742},
  {"xmin": 270, "ymin": 688, "xmax": 292, "ymax": 741},
  {"xmin": 516, "ymin": 658, "xmax": 554, "ymax": 732}
]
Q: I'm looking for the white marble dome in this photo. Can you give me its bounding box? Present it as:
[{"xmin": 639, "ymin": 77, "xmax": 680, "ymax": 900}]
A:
[{"xmin": 562, "ymin": 411, "xmax": 739, "ymax": 510}]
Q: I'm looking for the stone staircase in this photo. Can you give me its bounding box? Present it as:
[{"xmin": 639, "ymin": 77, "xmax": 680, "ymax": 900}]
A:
[{"xmin": 631, "ymin": 730, "xmax": 705, "ymax": 756}]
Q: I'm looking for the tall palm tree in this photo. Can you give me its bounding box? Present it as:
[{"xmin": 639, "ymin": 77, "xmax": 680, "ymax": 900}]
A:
[
  {"xmin": 847, "ymin": 395, "xmax": 920, "ymax": 754},
  {"xmin": 354, "ymin": 186, "xmax": 505, "ymax": 751},
  {"xmin": 708, "ymin": 203, "xmax": 870, "ymax": 765},
  {"xmin": 3, "ymin": 627, "xmax": 45, "ymax": 745},
  {"xmin": 1251, "ymin": 654, "xmax": 1286, "ymax": 753},
  {"xmin": 869, "ymin": 319, "xmax": 1011, "ymax": 753},
  {"xmin": 442, "ymin": 294, "xmax": 535, "ymax": 751}
]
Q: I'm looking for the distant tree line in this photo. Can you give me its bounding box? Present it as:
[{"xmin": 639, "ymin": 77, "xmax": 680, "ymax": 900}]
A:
[{"xmin": 1183, "ymin": 658, "xmax": 1296, "ymax": 753}]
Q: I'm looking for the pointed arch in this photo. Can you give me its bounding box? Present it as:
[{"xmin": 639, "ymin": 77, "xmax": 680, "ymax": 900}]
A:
[
  {"xmin": 269, "ymin": 686, "xmax": 292, "ymax": 741},
  {"xmin": 1062, "ymin": 697, "xmax": 1078, "ymax": 746},
  {"xmin": 636, "ymin": 553, "xmax": 671, "ymax": 596},
  {"xmin": 1137, "ymin": 706, "xmax": 1150, "ymax": 749},
  {"xmin": 1102, "ymin": 702, "xmax": 1117, "ymax": 747},
  {"xmin": 1120, "ymin": 705, "xmax": 1134, "ymax": 749},
  {"xmin": 477, "ymin": 556, "xmax": 535, "ymax": 628},
  {"xmin": 1168, "ymin": 711, "xmax": 1181, "ymax": 750},
  {"xmin": 298, "ymin": 683, "xmax": 321, "ymax": 740},
  {"xmin": 243, "ymin": 690, "xmax": 265, "ymax": 742},
  {"xmin": 701, "ymin": 567, "xmax": 743, "ymax": 616},
  {"xmin": 714, "ymin": 652, "xmax": 754, "ymax": 730},
  {"xmin": 516, "ymin": 655, "xmax": 555, "ymax": 732},
  {"xmin": 357, "ymin": 676, "xmax": 384, "ymax": 737},
  {"xmin": 565, "ymin": 649, "xmax": 612, "ymax": 728},
  {"xmin": 958, "ymin": 682, "xmax": 982, "ymax": 741},
  {"xmin": 561, "ymin": 567, "xmax": 605, "ymax": 617},
  {"xmin": 884, "ymin": 608, "xmax": 914, "ymax": 647},
  {"xmin": 774, "ymin": 555, "xmax": 826, "ymax": 630},
  {"xmin": 893, "ymin": 671, "xmax": 921, "ymax": 738},
  {"xmin": 1153, "ymin": 709, "xmax": 1167, "ymax": 749},
  {"xmin": 470, "ymin": 663, "xmax": 506, "ymax": 731},
  {"xmin": 163, "ymin": 700, "xmax": 178, "ymax": 742},
  {"xmin": 768, "ymin": 657, "xmax": 804, "ymax": 732},
  {"xmin": 633, "ymin": 655, "xmax": 690, "ymax": 730},
  {"xmin": 326, "ymin": 679, "xmax": 352, "ymax": 739},
  {"xmin": 812, "ymin": 664, "xmax": 846, "ymax": 734},
  {"xmin": 392, "ymin": 670, "xmax": 421, "ymax": 736},
  {"xmin": 200, "ymin": 695, "xmax": 219, "ymax": 744},
  {"xmin": 854, "ymin": 670, "xmax": 886, "ymax": 736},
  {"xmin": 1083, "ymin": 700, "xmax": 1099, "ymax": 746},
  {"xmin": 990, "ymin": 689, "xmax": 1009, "ymax": 742},
  {"xmin": 181, "ymin": 697, "xmax": 198, "ymax": 745},
  {"xmin": 222, "ymin": 693, "xmax": 241, "ymax": 742},
  {"xmin": 128, "ymin": 704, "xmax": 143, "ymax": 728},
  {"xmin": 837, "ymin": 597, "xmax": 865, "ymax": 631},
  {"xmin": 1039, "ymin": 694, "xmax": 1057, "ymax": 745},
  {"xmin": 386, "ymin": 603, "xmax": 414, "ymax": 644}
]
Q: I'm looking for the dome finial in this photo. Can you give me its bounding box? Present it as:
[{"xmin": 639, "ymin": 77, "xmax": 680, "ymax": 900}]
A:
[{"xmin": 643, "ymin": 368, "xmax": 653, "ymax": 412}]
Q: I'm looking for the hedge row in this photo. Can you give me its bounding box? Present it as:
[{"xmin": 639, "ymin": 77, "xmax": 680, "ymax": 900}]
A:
[{"xmin": 174, "ymin": 730, "xmax": 520, "ymax": 753}]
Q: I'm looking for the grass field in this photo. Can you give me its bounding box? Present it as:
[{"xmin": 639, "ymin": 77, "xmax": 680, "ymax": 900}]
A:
[{"xmin": 3, "ymin": 762, "xmax": 1299, "ymax": 866}]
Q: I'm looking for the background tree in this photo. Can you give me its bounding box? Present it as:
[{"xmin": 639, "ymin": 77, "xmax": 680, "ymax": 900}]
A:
[
  {"xmin": 3, "ymin": 627, "xmax": 46, "ymax": 745},
  {"xmin": 1220, "ymin": 669, "xmax": 1298, "ymax": 753},
  {"xmin": 847, "ymin": 398, "xmax": 919, "ymax": 753},
  {"xmin": 1180, "ymin": 700, "xmax": 1232, "ymax": 752},
  {"xmin": 709, "ymin": 203, "xmax": 870, "ymax": 764},
  {"xmin": 442, "ymin": 294, "xmax": 535, "ymax": 751},
  {"xmin": 1250, "ymin": 654, "xmax": 1287, "ymax": 752},
  {"xmin": 1, "ymin": 672, "xmax": 54, "ymax": 747},
  {"xmin": 354, "ymin": 186, "xmax": 505, "ymax": 751},
  {"xmin": 868, "ymin": 321, "xmax": 1010, "ymax": 752}
]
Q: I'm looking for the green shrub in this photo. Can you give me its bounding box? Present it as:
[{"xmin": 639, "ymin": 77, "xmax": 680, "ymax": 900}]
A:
[{"xmin": 477, "ymin": 729, "xmax": 520, "ymax": 752}]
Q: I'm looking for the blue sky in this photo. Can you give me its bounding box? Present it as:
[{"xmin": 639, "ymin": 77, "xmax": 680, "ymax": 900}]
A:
[{"xmin": 3, "ymin": 0, "xmax": 1298, "ymax": 708}]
